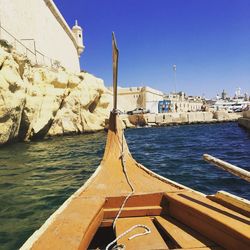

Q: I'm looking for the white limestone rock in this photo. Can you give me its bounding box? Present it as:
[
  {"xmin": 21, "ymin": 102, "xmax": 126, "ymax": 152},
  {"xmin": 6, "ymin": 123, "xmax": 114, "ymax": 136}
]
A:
[
  {"xmin": 48, "ymin": 73, "xmax": 111, "ymax": 135},
  {"xmin": 0, "ymin": 46, "xmax": 112, "ymax": 145},
  {"xmin": 0, "ymin": 47, "xmax": 26, "ymax": 144}
]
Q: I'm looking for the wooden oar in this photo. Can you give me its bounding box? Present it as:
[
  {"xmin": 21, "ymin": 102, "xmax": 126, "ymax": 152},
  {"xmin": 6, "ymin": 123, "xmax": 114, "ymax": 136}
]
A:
[{"xmin": 203, "ymin": 154, "xmax": 250, "ymax": 182}]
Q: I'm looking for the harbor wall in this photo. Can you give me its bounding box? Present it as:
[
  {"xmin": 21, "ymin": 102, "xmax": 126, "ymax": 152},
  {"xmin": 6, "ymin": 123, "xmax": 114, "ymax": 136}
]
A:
[
  {"xmin": 0, "ymin": 0, "xmax": 81, "ymax": 72},
  {"xmin": 238, "ymin": 111, "xmax": 250, "ymax": 130},
  {"xmin": 126, "ymin": 111, "xmax": 242, "ymax": 127}
]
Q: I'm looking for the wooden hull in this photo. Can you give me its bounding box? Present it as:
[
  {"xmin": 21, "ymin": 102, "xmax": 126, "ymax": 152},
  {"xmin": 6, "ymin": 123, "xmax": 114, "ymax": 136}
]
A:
[{"xmin": 21, "ymin": 113, "xmax": 250, "ymax": 250}]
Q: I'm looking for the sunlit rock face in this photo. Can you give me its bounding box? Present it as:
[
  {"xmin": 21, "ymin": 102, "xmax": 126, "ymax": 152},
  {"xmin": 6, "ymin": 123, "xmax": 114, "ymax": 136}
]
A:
[
  {"xmin": 0, "ymin": 47, "xmax": 26, "ymax": 144},
  {"xmin": 0, "ymin": 46, "xmax": 112, "ymax": 145}
]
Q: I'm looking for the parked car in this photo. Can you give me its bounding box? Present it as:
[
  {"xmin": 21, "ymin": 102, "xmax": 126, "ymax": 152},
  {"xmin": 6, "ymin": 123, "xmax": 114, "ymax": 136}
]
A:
[
  {"xmin": 127, "ymin": 108, "xmax": 150, "ymax": 115},
  {"xmin": 233, "ymin": 108, "xmax": 243, "ymax": 113}
]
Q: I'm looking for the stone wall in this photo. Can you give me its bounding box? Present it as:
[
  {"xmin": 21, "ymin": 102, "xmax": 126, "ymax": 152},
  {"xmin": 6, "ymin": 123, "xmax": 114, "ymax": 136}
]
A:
[
  {"xmin": 117, "ymin": 87, "xmax": 142, "ymax": 113},
  {"xmin": 144, "ymin": 112, "xmax": 214, "ymax": 125},
  {"xmin": 127, "ymin": 111, "xmax": 241, "ymax": 127},
  {"xmin": 0, "ymin": 0, "xmax": 80, "ymax": 72},
  {"xmin": 115, "ymin": 86, "xmax": 164, "ymax": 113},
  {"xmin": 143, "ymin": 87, "xmax": 164, "ymax": 113},
  {"xmin": 243, "ymin": 110, "xmax": 250, "ymax": 119},
  {"xmin": 238, "ymin": 111, "xmax": 250, "ymax": 130}
]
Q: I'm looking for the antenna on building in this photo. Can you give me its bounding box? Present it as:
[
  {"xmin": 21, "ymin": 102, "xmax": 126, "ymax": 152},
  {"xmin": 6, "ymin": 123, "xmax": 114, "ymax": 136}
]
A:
[{"xmin": 173, "ymin": 64, "xmax": 177, "ymax": 93}]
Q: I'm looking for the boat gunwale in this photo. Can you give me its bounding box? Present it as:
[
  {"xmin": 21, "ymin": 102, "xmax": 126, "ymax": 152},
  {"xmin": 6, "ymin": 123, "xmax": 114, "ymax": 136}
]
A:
[{"xmin": 20, "ymin": 128, "xmax": 198, "ymax": 249}]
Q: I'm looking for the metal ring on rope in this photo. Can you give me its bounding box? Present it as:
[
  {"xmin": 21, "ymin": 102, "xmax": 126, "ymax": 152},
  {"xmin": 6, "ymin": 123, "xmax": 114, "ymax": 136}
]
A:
[{"xmin": 105, "ymin": 224, "xmax": 151, "ymax": 250}]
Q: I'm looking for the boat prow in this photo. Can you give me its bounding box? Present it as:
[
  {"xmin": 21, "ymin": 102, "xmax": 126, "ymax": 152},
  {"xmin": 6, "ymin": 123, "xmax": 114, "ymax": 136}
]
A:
[{"xmin": 21, "ymin": 34, "xmax": 250, "ymax": 250}]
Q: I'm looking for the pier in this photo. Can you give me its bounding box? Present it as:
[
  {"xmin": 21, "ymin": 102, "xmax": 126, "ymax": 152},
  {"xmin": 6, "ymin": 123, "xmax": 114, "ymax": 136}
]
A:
[{"xmin": 115, "ymin": 111, "xmax": 242, "ymax": 128}]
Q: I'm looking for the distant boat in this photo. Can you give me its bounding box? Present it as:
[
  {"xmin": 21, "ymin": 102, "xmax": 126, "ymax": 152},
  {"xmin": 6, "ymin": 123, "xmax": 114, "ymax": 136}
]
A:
[
  {"xmin": 21, "ymin": 33, "xmax": 250, "ymax": 250},
  {"xmin": 211, "ymin": 99, "xmax": 250, "ymax": 112}
]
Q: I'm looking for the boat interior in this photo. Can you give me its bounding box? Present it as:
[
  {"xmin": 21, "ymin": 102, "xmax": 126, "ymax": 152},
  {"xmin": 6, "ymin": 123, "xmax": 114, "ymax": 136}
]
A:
[{"xmin": 88, "ymin": 191, "xmax": 250, "ymax": 250}]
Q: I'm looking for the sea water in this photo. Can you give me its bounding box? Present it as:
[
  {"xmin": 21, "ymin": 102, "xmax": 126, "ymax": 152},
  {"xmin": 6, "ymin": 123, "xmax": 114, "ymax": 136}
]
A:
[{"xmin": 0, "ymin": 122, "xmax": 249, "ymax": 249}]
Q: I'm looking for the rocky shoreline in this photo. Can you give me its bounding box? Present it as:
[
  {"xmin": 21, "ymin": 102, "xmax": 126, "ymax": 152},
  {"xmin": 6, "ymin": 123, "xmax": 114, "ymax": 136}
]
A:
[{"xmin": 0, "ymin": 45, "xmax": 112, "ymax": 146}]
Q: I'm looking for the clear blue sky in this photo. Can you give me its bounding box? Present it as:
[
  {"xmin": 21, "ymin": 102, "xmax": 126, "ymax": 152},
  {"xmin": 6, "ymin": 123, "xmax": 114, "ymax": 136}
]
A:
[{"xmin": 54, "ymin": 0, "xmax": 250, "ymax": 98}]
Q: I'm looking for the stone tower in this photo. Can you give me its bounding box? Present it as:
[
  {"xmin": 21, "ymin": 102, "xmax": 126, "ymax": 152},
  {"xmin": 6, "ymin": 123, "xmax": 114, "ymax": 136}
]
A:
[
  {"xmin": 72, "ymin": 20, "xmax": 85, "ymax": 57},
  {"xmin": 221, "ymin": 89, "xmax": 227, "ymax": 100}
]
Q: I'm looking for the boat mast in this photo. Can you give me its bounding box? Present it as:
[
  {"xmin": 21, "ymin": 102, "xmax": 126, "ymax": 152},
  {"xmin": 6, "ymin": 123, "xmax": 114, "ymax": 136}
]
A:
[{"xmin": 112, "ymin": 32, "xmax": 119, "ymax": 112}]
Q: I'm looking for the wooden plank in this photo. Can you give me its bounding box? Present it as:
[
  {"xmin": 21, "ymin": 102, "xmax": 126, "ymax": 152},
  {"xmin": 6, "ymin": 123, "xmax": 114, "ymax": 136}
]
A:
[
  {"xmin": 104, "ymin": 205, "xmax": 162, "ymax": 219},
  {"xmin": 174, "ymin": 247, "xmax": 222, "ymax": 250},
  {"xmin": 207, "ymin": 191, "xmax": 250, "ymax": 217},
  {"xmin": 104, "ymin": 192, "xmax": 164, "ymax": 208},
  {"xmin": 155, "ymin": 216, "xmax": 217, "ymax": 248},
  {"xmin": 203, "ymin": 154, "xmax": 250, "ymax": 182},
  {"xmin": 115, "ymin": 217, "xmax": 169, "ymax": 250},
  {"xmin": 100, "ymin": 219, "xmax": 113, "ymax": 227},
  {"xmin": 165, "ymin": 191, "xmax": 250, "ymax": 249}
]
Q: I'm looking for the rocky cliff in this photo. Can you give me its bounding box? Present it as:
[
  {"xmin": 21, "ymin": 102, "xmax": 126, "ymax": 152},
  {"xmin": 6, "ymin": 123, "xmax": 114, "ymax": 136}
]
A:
[{"xmin": 0, "ymin": 45, "xmax": 112, "ymax": 145}]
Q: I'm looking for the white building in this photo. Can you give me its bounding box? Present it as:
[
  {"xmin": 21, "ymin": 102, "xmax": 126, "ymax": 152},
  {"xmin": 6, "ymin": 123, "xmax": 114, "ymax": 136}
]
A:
[
  {"xmin": 162, "ymin": 92, "xmax": 204, "ymax": 112},
  {"xmin": 0, "ymin": 0, "xmax": 84, "ymax": 72},
  {"xmin": 108, "ymin": 86, "xmax": 164, "ymax": 113}
]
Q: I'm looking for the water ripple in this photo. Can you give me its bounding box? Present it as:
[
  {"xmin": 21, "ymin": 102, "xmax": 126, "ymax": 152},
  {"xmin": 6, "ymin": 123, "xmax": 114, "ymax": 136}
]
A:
[
  {"xmin": 126, "ymin": 123, "xmax": 250, "ymax": 198},
  {"xmin": 0, "ymin": 123, "xmax": 249, "ymax": 249}
]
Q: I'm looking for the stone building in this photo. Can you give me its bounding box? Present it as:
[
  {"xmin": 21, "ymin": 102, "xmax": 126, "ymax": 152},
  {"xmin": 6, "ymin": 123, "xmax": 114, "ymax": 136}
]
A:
[
  {"xmin": 108, "ymin": 86, "xmax": 164, "ymax": 113},
  {"xmin": 0, "ymin": 0, "xmax": 84, "ymax": 72},
  {"xmin": 162, "ymin": 92, "xmax": 204, "ymax": 113}
]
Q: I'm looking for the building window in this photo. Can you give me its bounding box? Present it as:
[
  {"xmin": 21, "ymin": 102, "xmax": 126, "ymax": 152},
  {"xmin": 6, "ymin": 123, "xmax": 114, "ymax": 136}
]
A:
[{"xmin": 79, "ymin": 34, "xmax": 81, "ymax": 38}]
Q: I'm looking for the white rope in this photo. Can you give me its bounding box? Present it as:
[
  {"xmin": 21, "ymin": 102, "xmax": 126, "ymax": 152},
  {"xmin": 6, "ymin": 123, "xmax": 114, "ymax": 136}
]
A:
[
  {"xmin": 112, "ymin": 133, "xmax": 134, "ymax": 230},
  {"xmin": 105, "ymin": 224, "xmax": 151, "ymax": 250},
  {"xmin": 105, "ymin": 130, "xmax": 151, "ymax": 250}
]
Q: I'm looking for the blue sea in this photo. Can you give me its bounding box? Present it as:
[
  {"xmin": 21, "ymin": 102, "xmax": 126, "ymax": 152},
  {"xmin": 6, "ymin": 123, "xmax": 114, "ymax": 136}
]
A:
[{"xmin": 0, "ymin": 122, "xmax": 249, "ymax": 249}]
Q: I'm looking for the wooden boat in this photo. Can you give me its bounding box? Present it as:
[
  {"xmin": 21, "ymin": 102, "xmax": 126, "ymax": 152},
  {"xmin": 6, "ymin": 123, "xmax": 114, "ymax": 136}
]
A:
[{"xmin": 21, "ymin": 33, "xmax": 250, "ymax": 250}]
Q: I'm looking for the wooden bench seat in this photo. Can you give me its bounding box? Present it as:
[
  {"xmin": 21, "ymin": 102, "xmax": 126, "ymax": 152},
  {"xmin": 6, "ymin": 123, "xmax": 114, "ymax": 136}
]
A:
[
  {"xmin": 154, "ymin": 216, "xmax": 220, "ymax": 249},
  {"xmin": 165, "ymin": 191, "xmax": 250, "ymax": 249},
  {"xmin": 115, "ymin": 217, "xmax": 169, "ymax": 250}
]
